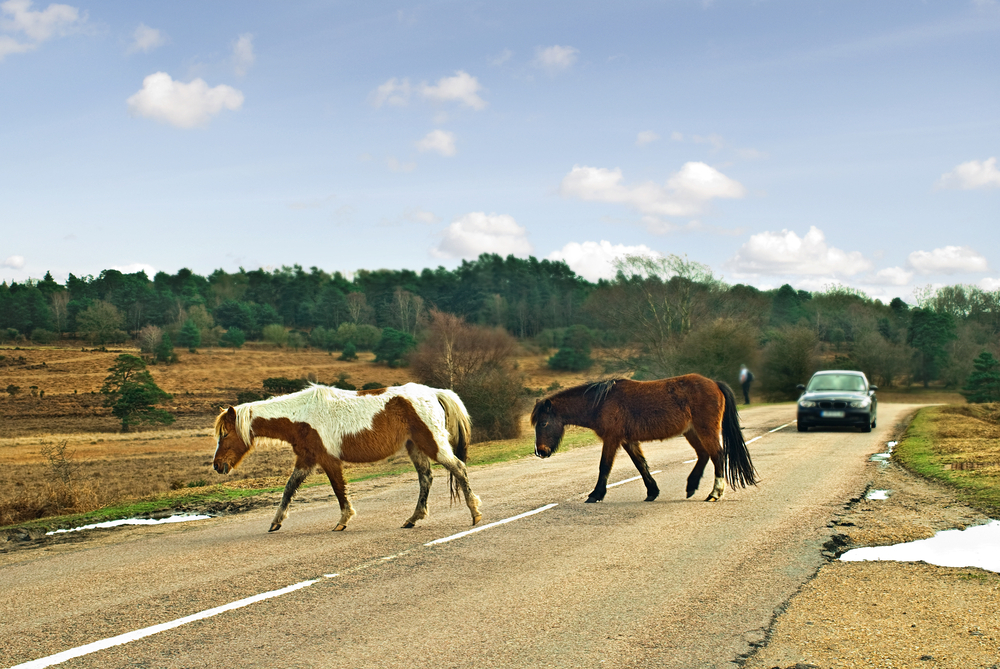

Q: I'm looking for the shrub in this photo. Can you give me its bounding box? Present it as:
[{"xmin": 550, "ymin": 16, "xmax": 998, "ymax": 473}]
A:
[
  {"xmin": 310, "ymin": 326, "xmax": 337, "ymax": 351},
  {"xmin": 410, "ymin": 310, "xmax": 523, "ymax": 441},
  {"xmin": 334, "ymin": 323, "xmax": 381, "ymax": 350},
  {"xmin": 154, "ymin": 332, "xmax": 176, "ymax": 364},
  {"xmin": 262, "ymin": 324, "xmax": 289, "ymax": 347},
  {"xmin": 220, "ymin": 327, "xmax": 246, "ymax": 349},
  {"xmin": 262, "ymin": 377, "xmax": 308, "ymax": 395},
  {"xmin": 331, "ymin": 373, "xmax": 356, "ymax": 391},
  {"xmin": 339, "ymin": 341, "xmax": 358, "ymax": 361},
  {"xmin": 31, "ymin": 328, "xmax": 57, "ymax": 344},
  {"xmin": 77, "ymin": 300, "xmax": 127, "ymax": 345},
  {"xmin": 236, "ymin": 390, "xmax": 267, "ymax": 404},
  {"xmin": 674, "ymin": 318, "xmax": 759, "ymax": 384},
  {"xmin": 362, "ymin": 381, "xmax": 386, "ymax": 390}
]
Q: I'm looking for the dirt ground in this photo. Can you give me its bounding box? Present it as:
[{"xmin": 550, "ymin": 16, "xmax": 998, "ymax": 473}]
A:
[{"xmin": 745, "ymin": 435, "xmax": 1000, "ymax": 669}]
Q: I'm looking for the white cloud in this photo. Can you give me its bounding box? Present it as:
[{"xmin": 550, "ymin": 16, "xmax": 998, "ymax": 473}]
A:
[
  {"xmin": 670, "ymin": 131, "xmax": 684, "ymax": 142},
  {"xmin": 981, "ymin": 277, "xmax": 1000, "ymax": 291},
  {"xmin": 534, "ymin": 45, "xmax": 578, "ymax": 75},
  {"xmin": 727, "ymin": 226, "xmax": 873, "ymax": 276},
  {"xmin": 112, "ymin": 262, "xmax": 156, "ymax": 276},
  {"xmin": 386, "ymin": 156, "xmax": 415, "ymax": 173},
  {"xmin": 907, "ymin": 245, "xmax": 989, "ymax": 274},
  {"xmin": 370, "ymin": 71, "xmax": 486, "ymax": 110},
  {"xmin": 1, "ymin": 0, "xmax": 81, "ymax": 42},
  {"xmin": 416, "ymin": 129, "xmax": 456, "ymax": 156},
  {"xmin": 232, "ymin": 33, "xmax": 254, "ymax": 76},
  {"xmin": 126, "ymin": 72, "xmax": 244, "ymax": 128},
  {"xmin": 0, "ymin": 33, "xmax": 33, "ymax": 59},
  {"xmin": 490, "ymin": 48, "xmax": 512, "ymax": 66},
  {"xmin": 560, "ymin": 162, "xmax": 746, "ymax": 220},
  {"xmin": 936, "ymin": 157, "xmax": 1000, "ymax": 190},
  {"xmin": 870, "ymin": 266, "xmax": 914, "ymax": 286},
  {"xmin": 404, "ymin": 208, "xmax": 438, "ymax": 224},
  {"xmin": 547, "ymin": 240, "xmax": 659, "ymax": 282},
  {"xmin": 432, "ymin": 212, "xmax": 532, "ymax": 259},
  {"xmin": 370, "ymin": 77, "xmax": 412, "ymax": 107},
  {"xmin": 420, "ymin": 70, "xmax": 486, "ymax": 110},
  {"xmin": 127, "ymin": 23, "xmax": 165, "ymax": 54},
  {"xmin": 2, "ymin": 254, "xmax": 25, "ymax": 269},
  {"xmin": 635, "ymin": 130, "xmax": 660, "ymax": 147}
]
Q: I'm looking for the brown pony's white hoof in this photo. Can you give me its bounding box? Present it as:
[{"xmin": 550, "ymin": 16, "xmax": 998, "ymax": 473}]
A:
[
  {"xmin": 472, "ymin": 513, "xmax": 482, "ymax": 526},
  {"xmin": 333, "ymin": 524, "xmax": 347, "ymax": 531},
  {"xmin": 268, "ymin": 523, "xmax": 281, "ymax": 532}
]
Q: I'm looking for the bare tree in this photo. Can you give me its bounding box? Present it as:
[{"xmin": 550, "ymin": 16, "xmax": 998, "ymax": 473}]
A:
[{"xmin": 50, "ymin": 291, "xmax": 69, "ymax": 334}]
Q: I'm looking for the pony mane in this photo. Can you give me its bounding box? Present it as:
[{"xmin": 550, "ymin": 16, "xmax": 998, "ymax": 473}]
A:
[
  {"xmin": 227, "ymin": 385, "xmax": 333, "ymax": 448},
  {"xmin": 532, "ymin": 378, "xmax": 625, "ymax": 424}
]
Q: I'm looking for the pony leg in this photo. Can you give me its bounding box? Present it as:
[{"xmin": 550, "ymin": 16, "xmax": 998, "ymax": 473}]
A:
[
  {"xmin": 320, "ymin": 458, "xmax": 355, "ymax": 531},
  {"xmin": 403, "ymin": 440, "xmax": 433, "ymax": 528},
  {"xmin": 587, "ymin": 439, "xmax": 620, "ymax": 503},
  {"xmin": 270, "ymin": 466, "xmax": 310, "ymax": 532},
  {"xmin": 622, "ymin": 441, "xmax": 659, "ymax": 501},
  {"xmin": 682, "ymin": 431, "xmax": 710, "ymax": 499},
  {"xmin": 705, "ymin": 438, "xmax": 726, "ymax": 502},
  {"xmin": 437, "ymin": 457, "xmax": 482, "ymax": 526}
]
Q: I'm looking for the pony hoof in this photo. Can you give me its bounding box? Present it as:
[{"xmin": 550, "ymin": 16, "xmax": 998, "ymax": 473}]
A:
[
  {"xmin": 585, "ymin": 497, "xmax": 602, "ymax": 504},
  {"xmin": 402, "ymin": 521, "xmax": 415, "ymax": 528},
  {"xmin": 705, "ymin": 495, "xmax": 720, "ymax": 502},
  {"xmin": 268, "ymin": 523, "xmax": 281, "ymax": 532},
  {"xmin": 472, "ymin": 514, "xmax": 482, "ymax": 526},
  {"xmin": 644, "ymin": 494, "xmax": 659, "ymax": 502},
  {"xmin": 333, "ymin": 524, "xmax": 347, "ymax": 531},
  {"xmin": 686, "ymin": 489, "xmax": 696, "ymax": 499}
]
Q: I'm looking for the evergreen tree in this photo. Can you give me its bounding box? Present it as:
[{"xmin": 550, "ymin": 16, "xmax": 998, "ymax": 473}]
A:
[
  {"xmin": 373, "ymin": 328, "xmax": 415, "ymax": 367},
  {"xmin": 177, "ymin": 319, "xmax": 201, "ymax": 350},
  {"xmin": 100, "ymin": 354, "xmax": 174, "ymax": 432},
  {"xmin": 155, "ymin": 332, "xmax": 176, "ymax": 363},
  {"xmin": 961, "ymin": 351, "xmax": 1000, "ymax": 403},
  {"xmin": 547, "ymin": 325, "xmax": 594, "ymax": 372}
]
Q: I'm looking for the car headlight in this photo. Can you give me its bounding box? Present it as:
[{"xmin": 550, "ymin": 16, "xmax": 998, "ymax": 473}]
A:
[
  {"xmin": 849, "ymin": 398, "xmax": 871, "ymax": 408},
  {"xmin": 799, "ymin": 400, "xmax": 817, "ymax": 408}
]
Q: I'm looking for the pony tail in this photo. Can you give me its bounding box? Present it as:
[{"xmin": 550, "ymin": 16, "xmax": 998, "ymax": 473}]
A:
[
  {"xmin": 717, "ymin": 381, "xmax": 759, "ymax": 489},
  {"xmin": 436, "ymin": 390, "xmax": 473, "ymax": 504}
]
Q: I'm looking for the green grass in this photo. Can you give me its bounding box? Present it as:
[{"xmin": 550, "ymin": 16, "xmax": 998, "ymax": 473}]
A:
[
  {"xmin": 894, "ymin": 405, "xmax": 1000, "ymax": 517},
  {"xmin": 3, "ymin": 426, "xmax": 603, "ymax": 534}
]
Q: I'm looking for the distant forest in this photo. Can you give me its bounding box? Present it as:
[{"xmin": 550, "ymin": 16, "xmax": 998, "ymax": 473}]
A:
[{"xmin": 2, "ymin": 253, "xmax": 998, "ymax": 394}]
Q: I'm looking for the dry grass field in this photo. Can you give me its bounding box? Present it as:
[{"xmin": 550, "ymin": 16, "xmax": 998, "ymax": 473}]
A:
[{"xmin": 0, "ymin": 343, "xmax": 604, "ymax": 527}]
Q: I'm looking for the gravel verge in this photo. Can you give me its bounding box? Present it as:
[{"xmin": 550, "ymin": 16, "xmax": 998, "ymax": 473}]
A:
[{"xmin": 744, "ymin": 429, "xmax": 1000, "ymax": 669}]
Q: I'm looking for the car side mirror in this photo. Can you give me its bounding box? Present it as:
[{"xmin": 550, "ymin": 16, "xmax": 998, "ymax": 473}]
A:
[
  {"xmin": 869, "ymin": 385, "xmax": 877, "ymax": 391},
  {"xmin": 796, "ymin": 384, "xmax": 805, "ymax": 391}
]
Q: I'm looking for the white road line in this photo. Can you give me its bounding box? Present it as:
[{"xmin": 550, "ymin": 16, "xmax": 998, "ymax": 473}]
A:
[
  {"xmin": 606, "ymin": 470, "xmax": 662, "ymax": 489},
  {"xmin": 424, "ymin": 503, "xmax": 559, "ymax": 546},
  {"xmin": 8, "ymin": 579, "xmax": 319, "ymax": 669},
  {"xmin": 746, "ymin": 422, "xmax": 793, "ymax": 445}
]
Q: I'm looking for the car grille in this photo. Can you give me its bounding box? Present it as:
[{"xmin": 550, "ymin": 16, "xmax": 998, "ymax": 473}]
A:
[{"xmin": 818, "ymin": 401, "xmax": 848, "ymax": 409}]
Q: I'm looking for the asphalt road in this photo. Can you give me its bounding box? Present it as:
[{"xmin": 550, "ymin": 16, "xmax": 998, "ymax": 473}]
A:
[{"xmin": 1, "ymin": 403, "xmax": 917, "ymax": 669}]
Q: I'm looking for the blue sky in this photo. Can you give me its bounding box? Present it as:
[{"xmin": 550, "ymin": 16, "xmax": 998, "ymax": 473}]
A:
[{"xmin": 1, "ymin": 0, "xmax": 998, "ymax": 302}]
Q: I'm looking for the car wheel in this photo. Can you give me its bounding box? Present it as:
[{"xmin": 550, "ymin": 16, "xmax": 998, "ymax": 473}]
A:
[
  {"xmin": 797, "ymin": 423, "xmax": 808, "ymax": 432},
  {"xmin": 861, "ymin": 419, "xmax": 872, "ymax": 433}
]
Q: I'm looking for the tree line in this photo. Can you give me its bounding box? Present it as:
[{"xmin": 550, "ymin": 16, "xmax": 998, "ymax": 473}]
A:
[{"xmin": 3, "ymin": 253, "xmax": 999, "ymax": 395}]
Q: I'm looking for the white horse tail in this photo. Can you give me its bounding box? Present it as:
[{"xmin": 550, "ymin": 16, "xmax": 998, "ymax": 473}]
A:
[{"xmin": 436, "ymin": 389, "xmax": 472, "ymax": 503}]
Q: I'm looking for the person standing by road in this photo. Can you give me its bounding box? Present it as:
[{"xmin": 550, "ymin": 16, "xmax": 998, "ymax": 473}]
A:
[{"xmin": 739, "ymin": 364, "xmax": 754, "ymax": 404}]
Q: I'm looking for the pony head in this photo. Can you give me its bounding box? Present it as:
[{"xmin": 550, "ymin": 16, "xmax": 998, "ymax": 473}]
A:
[
  {"xmin": 213, "ymin": 406, "xmax": 251, "ymax": 474},
  {"xmin": 530, "ymin": 398, "xmax": 565, "ymax": 458}
]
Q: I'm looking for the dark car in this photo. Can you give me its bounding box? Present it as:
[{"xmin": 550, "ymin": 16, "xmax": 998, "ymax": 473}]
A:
[{"xmin": 796, "ymin": 370, "xmax": 877, "ymax": 433}]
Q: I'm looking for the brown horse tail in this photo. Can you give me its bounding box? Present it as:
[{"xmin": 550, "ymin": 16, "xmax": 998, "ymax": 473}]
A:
[
  {"xmin": 717, "ymin": 381, "xmax": 759, "ymax": 489},
  {"xmin": 436, "ymin": 389, "xmax": 473, "ymax": 504}
]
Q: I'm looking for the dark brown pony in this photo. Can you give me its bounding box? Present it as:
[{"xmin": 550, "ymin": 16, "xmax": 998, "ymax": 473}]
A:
[
  {"xmin": 213, "ymin": 383, "xmax": 480, "ymax": 532},
  {"xmin": 531, "ymin": 374, "xmax": 757, "ymax": 503}
]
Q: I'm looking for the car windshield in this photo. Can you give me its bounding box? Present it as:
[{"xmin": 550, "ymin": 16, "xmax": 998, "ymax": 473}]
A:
[{"xmin": 807, "ymin": 374, "xmax": 867, "ymax": 392}]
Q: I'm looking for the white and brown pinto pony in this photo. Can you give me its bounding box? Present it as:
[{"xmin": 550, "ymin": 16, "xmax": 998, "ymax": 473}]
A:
[
  {"xmin": 531, "ymin": 374, "xmax": 758, "ymax": 503},
  {"xmin": 213, "ymin": 383, "xmax": 481, "ymax": 532}
]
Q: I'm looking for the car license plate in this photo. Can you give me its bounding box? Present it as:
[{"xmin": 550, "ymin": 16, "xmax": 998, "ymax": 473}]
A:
[{"xmin": 821, "ymin": 410, "xmax": 845, "ymax": 418}]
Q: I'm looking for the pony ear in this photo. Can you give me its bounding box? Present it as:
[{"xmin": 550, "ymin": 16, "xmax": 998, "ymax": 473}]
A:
[
  {"xmin": 225, "ymin": 406, "xmax": 236, "ymax": 420},
  {"xmin": 542, "ymin": 399, "xmax": 552, "ymax": 411}
]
